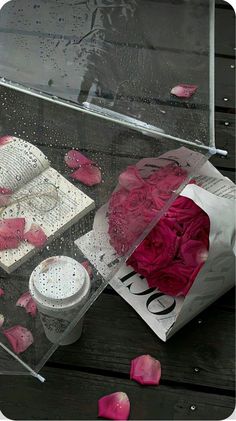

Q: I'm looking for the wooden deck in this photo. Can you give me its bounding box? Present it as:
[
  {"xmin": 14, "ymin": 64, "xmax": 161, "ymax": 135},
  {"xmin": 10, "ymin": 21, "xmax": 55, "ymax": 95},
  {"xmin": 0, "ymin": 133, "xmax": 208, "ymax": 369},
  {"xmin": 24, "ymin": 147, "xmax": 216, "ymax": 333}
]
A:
[{"xmin": 0, "ymin": 1, "xmax": 235, "ymax": 419}]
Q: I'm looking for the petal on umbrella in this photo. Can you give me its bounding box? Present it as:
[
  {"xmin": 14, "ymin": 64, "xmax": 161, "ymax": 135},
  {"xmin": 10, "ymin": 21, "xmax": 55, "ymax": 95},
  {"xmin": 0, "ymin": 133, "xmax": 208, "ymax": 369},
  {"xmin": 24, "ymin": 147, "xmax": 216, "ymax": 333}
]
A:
[
  {"xmin": 0, "ymin": 314, "xmax": 4, "ymax": 328},
  {"xmin": 70, "ymin": 165, "xmax": 102, "ymax": 186},
  {"xmin": 24, "ymin": 223, "xmax": 48, "ymax": 248},
  {"xmin": 98, "ymin": 392, "xmax": 130, "ymax": 420},
  {"xmin": 0, "ymin": 288, "xmax": 4, "ymax": 297},
  {"xmin": 81, "ymin": 260, "xmax": 93, "ymax": 279},
  {"xmin": 0, "ymin": 136, "xmax": 13, "ymax": 147},
  {"xmin": 3, "ymin": 325, "xmax": 34, "ymax": 354},
  {"xmin": 170, "ymin": 84, "xmax": 198, "ymax": 98},
  {"xmin": 65, "ymin": 150, "xmax": 95, "ymax": 169},
  {"xmin": 0, "ymin": 218, "xmax": 25, "ymax": 240},
  {"xmin": 16, "ymin": 291, "xmax": 37, "ymax": 317},
  {"xmin": 130, "ymin": 354, "xmax": 161, "ymax": 385}
]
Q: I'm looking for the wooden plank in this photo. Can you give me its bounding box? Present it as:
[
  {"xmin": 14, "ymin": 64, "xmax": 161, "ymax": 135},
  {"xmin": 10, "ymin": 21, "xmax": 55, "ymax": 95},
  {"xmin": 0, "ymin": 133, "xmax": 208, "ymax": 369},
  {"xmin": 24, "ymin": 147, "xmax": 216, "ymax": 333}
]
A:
[
  {"xmin": 48, "ymin": 292, "xmax": 235, "ymax": 392},
  {"xmin": 0, "ymin": 0, "xmax": 216, "ymax": 55},
  {"xmin": 213, "ymin": 287, "xmax": 235, "ymax": 310},
  {"xmin": 0, "ymin": 85, "xmax": 235, "ymax": 169},
  {"xmin": 0, "ymin": 366, "xmax": 234, "ymax": 420},
  {"xmin": 0, "ymin": 1, "xmax": 233, "ymax": 57},
  {"xmin": 1, "ymin": 39, "xmax": 233, "ymax": 111},
  {"xmin": 215, "ymin": 7, "xmax": 235, "ymax": 56},
  {"xmin": 211, "ymin": 113, "xmax": 235, "ymax": 169},
  {"xmin": 215, "ymin": 56, "xmax": 235, "ymax": 110}
]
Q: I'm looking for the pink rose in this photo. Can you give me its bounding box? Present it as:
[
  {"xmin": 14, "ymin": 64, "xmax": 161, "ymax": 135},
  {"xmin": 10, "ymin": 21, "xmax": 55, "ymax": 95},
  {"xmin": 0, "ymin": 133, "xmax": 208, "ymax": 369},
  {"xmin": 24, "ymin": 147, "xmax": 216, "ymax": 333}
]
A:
[
  {"xmin": 166, "ymin": 196, "xmax": 203, "ymax": 224},
  {"xmin": 108, "ymin": 214, "xmax": 136, "ymax": 255},
  {"xmin": 179, "ymin": 213, "xmax": 210, "ymax": 267},
  {"xmin": 108, "ymin": 188, "xmax": 128, "ymax": 213},
  {"xmin": 125, "ymin": 197, "xmax": 210, "ymax": 296},
  {"xmin": 125, "ymin": 186, "xmax": 156, "ymax": 220},
  {"xmin": 108, "ymin": 162, "xmax": 210, "ymax": 297},
  {"xmin": 118, "ymin": 166, "xmax": 145, "ymax": 191},
  {"xmin": 147, "ymin": 164, "xmax": 187, "ymax": 193},
  {"xmin": 147, "ymin": 263, "xmax": 193, "ymax": 296},
  {"xmin": 108, "ymin": 185, "xmax": 158, "ymax": 254},
  {"xmin": 180, "ymin": 240, "xmax": 208, "ymax": 267},
  {"xmin": 127, "ymin": 219, "xmax": 179, "ymax": 278},
  {"xmin": 182, "ymin": 214, "xmax": 210, "ymax": 248}
]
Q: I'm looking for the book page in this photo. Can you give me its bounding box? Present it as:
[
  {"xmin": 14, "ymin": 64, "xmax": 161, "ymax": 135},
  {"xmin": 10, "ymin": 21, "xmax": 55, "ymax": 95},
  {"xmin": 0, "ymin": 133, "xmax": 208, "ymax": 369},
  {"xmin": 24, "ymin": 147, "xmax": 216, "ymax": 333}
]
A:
[
  {"xmin": 0, "ymin": 137, "xmax": 49, "ymax": 191},
  {"xmin": 0, "ymin": 167, "xmax": 94, "ymax": 270},
  {"xmin": 194, "ymin": 175, "xmax": 235, "ymax": 199}
]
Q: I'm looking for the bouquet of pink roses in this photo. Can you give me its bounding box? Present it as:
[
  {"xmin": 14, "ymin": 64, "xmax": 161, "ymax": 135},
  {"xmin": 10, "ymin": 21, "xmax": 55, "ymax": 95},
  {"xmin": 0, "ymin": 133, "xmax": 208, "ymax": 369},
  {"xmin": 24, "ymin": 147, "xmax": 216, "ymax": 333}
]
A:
[
  {"xmin": 108, "ymin": 163, "xmax": 210, "ymax": 297},
  {"xmin": 76, "ymin": 147, "xmax": 235, "ymax": 340}
]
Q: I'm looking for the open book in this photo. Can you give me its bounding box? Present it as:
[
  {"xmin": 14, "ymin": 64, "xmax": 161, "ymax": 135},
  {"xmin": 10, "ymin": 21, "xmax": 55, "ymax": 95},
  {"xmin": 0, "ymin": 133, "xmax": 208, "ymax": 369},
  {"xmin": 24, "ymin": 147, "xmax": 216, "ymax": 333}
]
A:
[{"xmin": 0, "ymin": 137, "xmax": 95, "ymax": 273}]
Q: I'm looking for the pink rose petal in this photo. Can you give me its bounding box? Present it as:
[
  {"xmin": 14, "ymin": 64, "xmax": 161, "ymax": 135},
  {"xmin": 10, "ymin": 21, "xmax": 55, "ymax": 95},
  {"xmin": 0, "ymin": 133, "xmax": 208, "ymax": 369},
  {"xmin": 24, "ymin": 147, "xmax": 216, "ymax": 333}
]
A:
[
  {"xmin": 0, "ymin": 187, "xmax": 12, "ymax": 207},
  {"xmin": 24, "ymin": 223, "xmax": 47, "ymax": 248},
  {"xmin": 0, "ymin": 218, "xmax": 25, "ymax": 240},
  {"xmin": 65, "ymin": 150, "xmax": 95, "ymax": 169},
  {"xmin": 130, "ymin": 354, "xmax": 161, "ymax": 386},
  {"xmin": 16, "ymin": 291, "xmax": 37, "ymax": 317},
  {"xmin": 98, "ymin": 392, "xmax": 130, "ymax": 421},
  {"xmin": 0, "ymin": 288, "xmax": 4, "ymax": 297},
  {"xmin": 3, "ymin": 325, "xmax": 34, "ymax": 354},
  {"xmin": 82, "ymin": 260, "xmax": 93, "ymax": 279},
  {"xmin": 0, "ymin": 136, "xmax": 13, "ymax": 146},
  {"xmin": 0, "ymin": 218, "xmax": 25, "ymax": 250},
  {"xmin": 0, "ymin": 236, "xmax": 21, "ymax": 250},
  {"xmin": 0, "ymin": 314, "xmax": 4, "ymax": 328},
  {"xmin": 70, "ymin": 165, "xmax": 102, "ymax": 186},
  {"xmin": 119, "ymin": 166, "xmax": 145, "ymax": 191},
  {"xmin": 171, "ymin": 84, "xmax": 198, "ymax": 98}
]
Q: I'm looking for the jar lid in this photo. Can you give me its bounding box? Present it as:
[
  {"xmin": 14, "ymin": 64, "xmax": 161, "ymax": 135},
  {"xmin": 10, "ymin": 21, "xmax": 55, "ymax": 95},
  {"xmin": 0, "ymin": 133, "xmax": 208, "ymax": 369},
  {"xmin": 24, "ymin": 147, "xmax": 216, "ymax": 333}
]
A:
[{"xmin": 29, "ymin": 256, "xmax": 90, "ymax": 310}]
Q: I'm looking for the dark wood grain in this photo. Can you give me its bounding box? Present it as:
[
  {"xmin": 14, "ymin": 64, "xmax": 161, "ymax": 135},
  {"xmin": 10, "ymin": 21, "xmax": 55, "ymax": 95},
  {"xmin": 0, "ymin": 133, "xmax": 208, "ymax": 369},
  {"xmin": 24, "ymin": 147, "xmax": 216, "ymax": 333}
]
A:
[
  {"xmin": 48, "ymin": 292, "xmax": 235, "ymax": 392},
  {"xmin": 0, "ymin": 85, "xmax": 235, "ymax": 169},
  {"xmin": 211, "ymin": 113, "xmax": 235, "ymax": 169},
  {"xmin": 215, "ymin": 7, "xmax": 235, "ymax": 57},
  {"xmin": 0, "ymin": 366, "xmax": 234, "ymax": 420}
]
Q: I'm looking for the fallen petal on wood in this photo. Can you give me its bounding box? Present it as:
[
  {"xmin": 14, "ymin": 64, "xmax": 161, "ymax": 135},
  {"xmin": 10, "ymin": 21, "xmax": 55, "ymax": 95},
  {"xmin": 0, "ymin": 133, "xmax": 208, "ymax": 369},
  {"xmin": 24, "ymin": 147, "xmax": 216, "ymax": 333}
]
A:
[
  {"xmin": 98, "ymin": 392, "xmax": 130, "ymax": 420},
  {"xmin": 170, "ymin": 84, "xmax": 198, "ymax": 98},
  {"xmin": 3, "ymin": 325, "xmax": 34, "ymax": 354},
  {"xmin": 70, "ymin": 165, "xmax": 102, "ymax": 186},
  {"xmin": 82, "ymin": 260, "xmax": 93, "ymax": 279},
  {"xmin": 24, "ymin": 223, "xmax": 47, "ymax": 248},
  {"xmin": 0, "ymin": 288, "xmax": 4, "ymax": 297},
  {"xmin": 0, "ymin": 314, "xmax": 4, "ymax": 328},
  {"xmin": 130, "ymin": 354, "xmax": 161, "ymax": 385},
  {"xmin": 16, "ymin": 291, "xmax": 37, "ymax": 317},
  {"xmin": 65, "ymin": 150, "xmax": 95, "ymax": 169}
]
